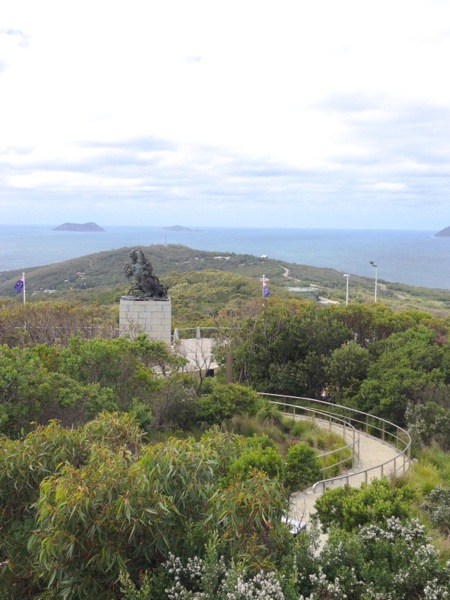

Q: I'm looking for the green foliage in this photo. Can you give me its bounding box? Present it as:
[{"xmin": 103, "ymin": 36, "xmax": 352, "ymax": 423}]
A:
[
  {"xmin": 218, "ymin": 299, "xmax": 352, "ymax": 396},
  {"xmin": 0, "ymin": 300, "xmax": 117, "ymax": 348},
  {"xmin": 283, "ymin": 443, "xmax": 321, "ymax": 492},
  {"xmin": 351, "ymin": 326, "xmax": 448, "ymax": 425},
  {"xmin": 406, "ymin": 400, "xmax": 450, "ymax": 451},
  {"xmin": 197, "ymin": 382, "xmax": 262, "ymax": 425},
  {"xmin": 326, "ymin": 340, "xmax": 370, "ymax": 401},
  {"xmin": 165, "ymin": 269, "xmax": 261, "ymax": 325},
  {"xmin": 147, "ymin": 377, "xmax": 198, "ymax": 430},
  {"xmin": 312, "ymin": 517, "xmax": 450, "ymax": 599},
  {"xmin": 10, "ymin": 425, "xmax": 286, "ymax": 599},
  {"xmin": 225, "ymin": 415, "xmax": 287, "ymax": 445},
  {"xmin": 422, "ymin": 486, "xmax": 450, "ymax": 536},
  {"xmin": 227, "ymin": 442, "xmax": 284, "ymax": 481},
  {"xmin": 0, "ymin": 335, "xmax": 186, "ymax": 436},
  {"xmin": 0, "ymin": 421, "xmax": 91, "ymax": 597},
  {"xmin": 314, "ymin": 478, "xmax": 415, "ymax": 533},
  {"xmin": 256, "ymin": 400, "xmax": 284, "ymax": 426},
  {"xmin": 59, "ymin": 336, "xmax": 162, "ymax": 405}
]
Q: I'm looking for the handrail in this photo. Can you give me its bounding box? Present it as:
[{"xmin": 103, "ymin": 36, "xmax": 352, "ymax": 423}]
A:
[
  {"xmin": 268, "ymin": 400, "xmax": 360, "ymax": 479},
  {"xmin": 259, "ymin": 393, "xmax": 411, "ymax": 493}
]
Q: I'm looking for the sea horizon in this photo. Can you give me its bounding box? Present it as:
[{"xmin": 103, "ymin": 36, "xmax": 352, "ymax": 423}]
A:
[{"xmin": 1, "ymin": 224, "xmax": 449, "ymax": 290}]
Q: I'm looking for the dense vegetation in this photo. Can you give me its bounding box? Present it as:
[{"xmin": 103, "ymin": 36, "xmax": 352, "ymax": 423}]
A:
[
  {"xmin": 1, "ymin": 247, "xmax": 450, "ymax": 597},
  {"xmin": 216, "ymin": 298, "xmax": 450, "ymax": 434},
  {"xmin": 2, "ymin": 243, "xmax": 450, "ymax": 319}
]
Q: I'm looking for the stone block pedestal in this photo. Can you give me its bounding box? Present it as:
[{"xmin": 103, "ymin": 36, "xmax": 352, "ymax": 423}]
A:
[{"xmin": 119, "ymin": 297, "xmax": 171, "ymax": 345}]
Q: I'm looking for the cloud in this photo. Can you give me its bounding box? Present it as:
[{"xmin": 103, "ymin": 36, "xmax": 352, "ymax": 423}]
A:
[
  {"xmin": 364, "ymin": 183, "xmax": 406, "ymax": 191},
  {"xmin": 1, "ymin": 1, "xmax": 450, "ymax": 229},
  {"xmin": 0, "ymin": 28, "xmax": 29, "ymax": 47}
]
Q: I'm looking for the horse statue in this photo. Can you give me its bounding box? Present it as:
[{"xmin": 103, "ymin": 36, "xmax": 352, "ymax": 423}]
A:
[{"xmin": 124, "ymin": 249, "xmax": 168, "ymax": 299}]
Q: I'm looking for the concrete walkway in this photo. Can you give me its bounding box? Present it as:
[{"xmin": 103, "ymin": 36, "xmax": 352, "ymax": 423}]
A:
[{"xmin": 289, "ymin": 429, "xmax": 405, "ymax": 525}]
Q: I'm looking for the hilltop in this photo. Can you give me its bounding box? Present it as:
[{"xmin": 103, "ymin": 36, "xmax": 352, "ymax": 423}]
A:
[{"xmin": 0, "ymin": 244, "xmax": 449, "ymax": 317}]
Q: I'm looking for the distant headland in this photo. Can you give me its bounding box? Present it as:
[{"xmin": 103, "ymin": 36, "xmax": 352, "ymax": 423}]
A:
[
  {"xmin": 434, "ymin": 226, "xmax": 450, "ymax": 237},
  {"xmin": 53, "ymin": 222, "xmax": 105, "ymax": 232}
]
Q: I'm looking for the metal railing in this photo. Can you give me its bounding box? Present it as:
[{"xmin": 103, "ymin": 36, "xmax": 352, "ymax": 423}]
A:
[
  {"xmin": 172, "ymin": 326, "xmax": 223, "ymax": 341},
  {"xmin": 259, "ymin": 393, "xmax": 411, "ymax": 493}
]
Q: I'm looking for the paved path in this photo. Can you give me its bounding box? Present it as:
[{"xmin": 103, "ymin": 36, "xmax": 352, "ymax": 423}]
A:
[{"xmin": 289, "ymin": 429, "xmax": 405, "ymax": 525}]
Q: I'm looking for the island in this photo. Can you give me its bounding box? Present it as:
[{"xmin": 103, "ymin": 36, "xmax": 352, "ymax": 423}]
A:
[
  {"xmin": 162, "ymin": 225, "xmax": 195, "ymax": 232},
  {"xmin": 52, "ymin": 222, "xmax": 105, "ymax": 232}
]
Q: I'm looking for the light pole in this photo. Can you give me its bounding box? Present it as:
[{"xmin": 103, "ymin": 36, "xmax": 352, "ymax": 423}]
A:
[
  {"xmin": 370, "ymin": 261, "xmax": 378, "ymax": 302},
  {"xmin": 343, "ymin": 273, "xmax": 350, "ymax": 305}
]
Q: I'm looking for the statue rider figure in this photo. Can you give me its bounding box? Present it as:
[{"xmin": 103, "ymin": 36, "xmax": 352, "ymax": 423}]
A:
[{"xmin": 124, "ymin": 249, "xmax": 168, "ymax": 299}]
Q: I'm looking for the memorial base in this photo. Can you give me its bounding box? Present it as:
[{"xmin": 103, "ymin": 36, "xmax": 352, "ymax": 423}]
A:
[{"xmin": 119, "ymin": 297, "xmax": 171, "ymax": 345}]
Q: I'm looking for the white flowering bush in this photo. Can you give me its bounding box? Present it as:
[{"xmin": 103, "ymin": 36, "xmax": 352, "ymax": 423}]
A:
[
  {"xmin": 304, "ymin": 517, "xmax": 450, "ymax": 599},
  {"xmin": 162, "ymin": 552, "xmax": 285, "ymax": 600}
]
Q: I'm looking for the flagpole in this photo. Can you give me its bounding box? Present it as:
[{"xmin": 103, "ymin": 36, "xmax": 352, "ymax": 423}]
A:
[{"xmin": 22, "ymin": 272, "xmax": 26, "ymax": 305}]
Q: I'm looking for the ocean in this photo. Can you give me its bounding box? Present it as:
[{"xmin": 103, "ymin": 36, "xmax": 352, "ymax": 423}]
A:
[{"xmin": 1, "ymin": 225, "xmax": 450, "ymax": 290}]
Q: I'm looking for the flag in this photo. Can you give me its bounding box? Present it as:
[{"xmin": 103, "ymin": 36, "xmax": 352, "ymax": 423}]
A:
[
  {"xmin": 262, "ymin": 276, "xmax": 270, "ymax": 297},
  {"xmin": 14, "ymin": 278, "xmax": 23, "ymax": 293}
]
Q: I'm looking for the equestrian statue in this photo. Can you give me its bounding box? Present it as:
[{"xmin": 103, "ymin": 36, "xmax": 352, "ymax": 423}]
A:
[{"xmin": 124, "ymin": 249, "xmax": 168, "ymax": 299}]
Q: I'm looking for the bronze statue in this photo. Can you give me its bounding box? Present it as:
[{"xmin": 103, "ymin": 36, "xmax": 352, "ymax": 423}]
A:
[{"xmin": 124, "ymin": 249, "xmax": 168, "ymax": 298}]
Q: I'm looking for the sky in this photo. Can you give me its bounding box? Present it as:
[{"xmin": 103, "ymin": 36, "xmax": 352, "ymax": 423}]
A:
[{"xmin": 1, "ymin": 0, "xmax": 450, "ymax": 230}]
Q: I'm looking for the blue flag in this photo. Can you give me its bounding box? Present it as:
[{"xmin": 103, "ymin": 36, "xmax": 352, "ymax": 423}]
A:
[
  {"xmin": 14, "ymin": 278, "xmax": 23, "ymax": 293},
  {"xmin": 262, "ymin": 284, "xmax": 270, "ymax": 297}
]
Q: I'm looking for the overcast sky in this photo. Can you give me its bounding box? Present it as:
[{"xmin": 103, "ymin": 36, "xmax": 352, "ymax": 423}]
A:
[{"xmin": 1, "ymin": 1, "xmax": 450, "ymax": 229}]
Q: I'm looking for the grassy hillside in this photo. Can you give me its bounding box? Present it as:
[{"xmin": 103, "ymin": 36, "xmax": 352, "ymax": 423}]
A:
[{"xmin": 1, "ymin": 244, "xmax": 450, "ymax": 318}]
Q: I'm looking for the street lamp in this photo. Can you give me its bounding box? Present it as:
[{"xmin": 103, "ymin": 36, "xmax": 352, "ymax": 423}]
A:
[
  {"xmin": 370, "ymin": 261, "xmax": 378, "ymax": 302},
  {"xmin": 343, "ymin": 273, "xmax": 350, "ymax": 305}
]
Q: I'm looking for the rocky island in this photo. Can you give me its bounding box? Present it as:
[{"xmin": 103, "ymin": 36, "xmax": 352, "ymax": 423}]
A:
[
  {"xmin": 162, "ymin": 225, "xmax": 195, "ymax": 232},
  {"xmin": 53, "ymin": 222, "xmax": 105, "ymax": 232}
]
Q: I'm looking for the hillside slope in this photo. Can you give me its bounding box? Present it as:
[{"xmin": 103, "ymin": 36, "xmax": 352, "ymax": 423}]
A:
[{"xmin": 1, "ymin": 244, "xmax": 450, "ymax": 316}]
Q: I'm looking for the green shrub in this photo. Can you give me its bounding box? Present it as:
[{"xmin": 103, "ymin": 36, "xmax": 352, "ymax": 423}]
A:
[
  {"xmin": 228, "ymin": 444, "xmax": 284, "ymax": 481},
  {"xmin": 314, "ymin": 478, "xmax": 415, "ymax": 533},
  {"xmin": 197, "ymin": 383, "xmax": 262, "ymax": 425},
  {"xmin": 283, "ymin": 443, "xmax": 321, "ymax": 492},
  {"xmin": 256, "ymin": 401, "xmax": 283, "ymax": 426}
]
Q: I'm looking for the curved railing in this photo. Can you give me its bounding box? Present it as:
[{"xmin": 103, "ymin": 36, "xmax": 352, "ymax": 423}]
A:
[
  {"xmin": 270, "ymin": 400, "xmax": 361, "ymax": 479},
  {"xmin": 259, "ymin": 393, "xmax": 411, "ymax": 493}
]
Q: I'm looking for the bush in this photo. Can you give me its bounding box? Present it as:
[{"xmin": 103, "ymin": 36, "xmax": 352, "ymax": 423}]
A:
[
  {"xmin": 228, "ymin": 444, "xmax": 284, "ymax": 481},
  {"xmin": 197, "ymin": 383, "xmax": 262, "ymax": 425},
  {"xmin": 314, "ymin": 478, "xmax": 415, "ymax": 533},
  {"xmin": 283, "ymin": 443, "xmax": 321, "ymax": 492}
]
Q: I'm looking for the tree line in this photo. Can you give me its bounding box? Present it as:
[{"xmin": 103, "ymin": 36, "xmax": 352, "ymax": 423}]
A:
[{"xmin": 1, "ymin": 296, "xmax": 450, "ymax": 597}]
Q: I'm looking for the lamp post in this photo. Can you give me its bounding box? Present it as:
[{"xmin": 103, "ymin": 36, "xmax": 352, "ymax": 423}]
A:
[
  {"xmin": 343, "ymin": 273, "xmax": 350, "ymax": 306},
  {"xmin": 370, "ymin": 261, "xmax": 378, "ymax": 302}
]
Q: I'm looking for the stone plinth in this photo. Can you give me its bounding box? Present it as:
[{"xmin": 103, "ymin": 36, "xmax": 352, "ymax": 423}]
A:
[{"xmin": 119, "ymin": 297, "xmax": 171, "ymax": 345}]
